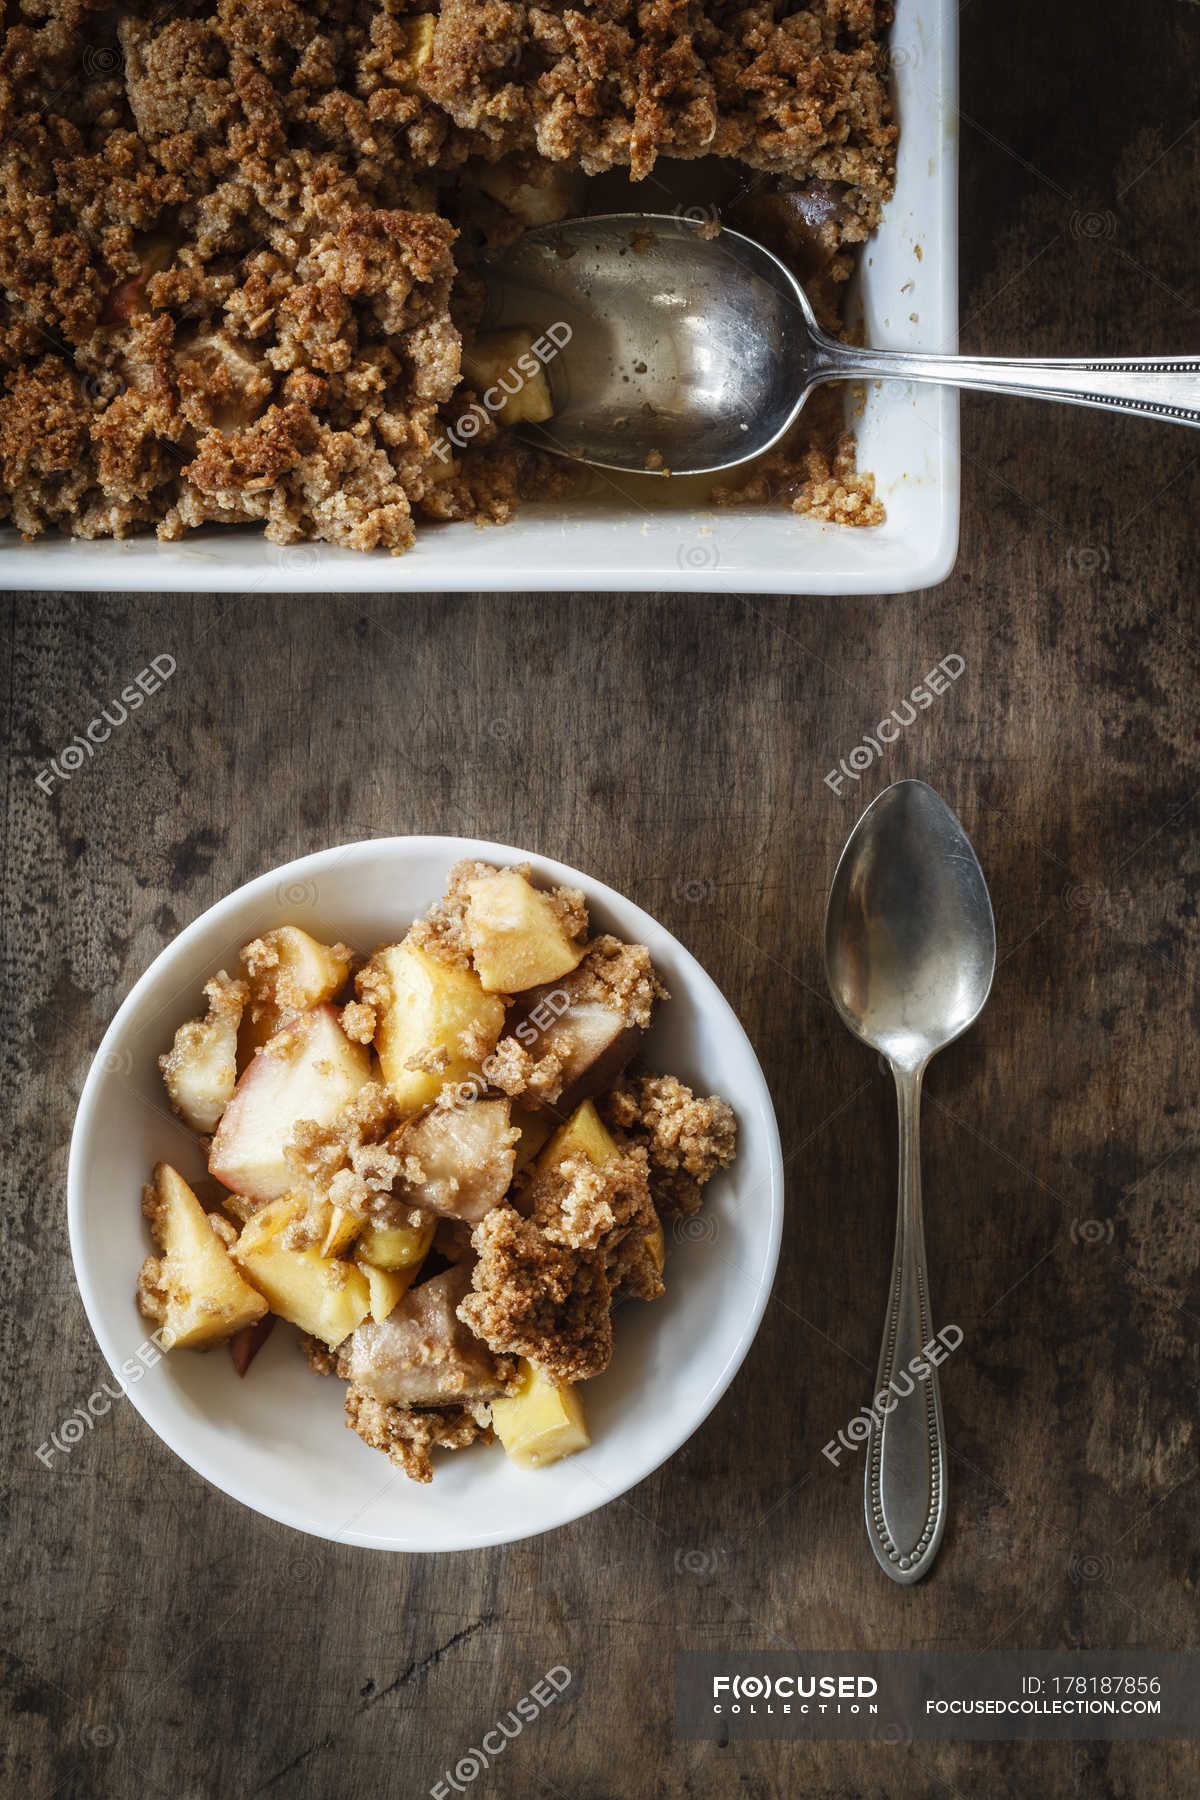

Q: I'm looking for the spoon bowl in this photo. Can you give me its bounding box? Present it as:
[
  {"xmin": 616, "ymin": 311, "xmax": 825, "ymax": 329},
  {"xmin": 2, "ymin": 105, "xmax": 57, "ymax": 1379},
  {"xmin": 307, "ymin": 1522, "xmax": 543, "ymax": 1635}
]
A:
[
  {"xmin": 825, "ymin": 778, "xmax": 996, "ymax": 1070},
  {"xmin": 480, "ymin": 213, "xmax": 1200, "ymax": 477}
]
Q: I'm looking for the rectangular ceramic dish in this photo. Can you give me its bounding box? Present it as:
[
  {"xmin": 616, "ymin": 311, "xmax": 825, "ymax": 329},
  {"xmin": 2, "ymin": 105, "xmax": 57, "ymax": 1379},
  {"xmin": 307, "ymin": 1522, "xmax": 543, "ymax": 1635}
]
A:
[{"xmin": 1, "ymin": 0, "xmax": 958, "ymax": 596}]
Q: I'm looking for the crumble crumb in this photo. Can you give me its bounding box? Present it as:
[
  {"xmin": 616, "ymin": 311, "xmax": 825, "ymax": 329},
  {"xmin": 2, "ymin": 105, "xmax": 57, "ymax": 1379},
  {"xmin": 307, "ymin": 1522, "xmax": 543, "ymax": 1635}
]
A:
[
  {"xmin": 484, "ymin": 1034, "xmax": 566, "ymax": 1107},
  {"xmin": 300, "ymin": 1333, "xmax": 340, "ymax": 1377},
  {"xmin": 573, "ymin": 937, "xmax": 667, "ymax": 1030},
  {"xmin": 601, "ymin": 1073, "xmax": 736, "ymax": 1215},
  {"xmin": 344, "ymin": 1388, "xmax": 493, "ymax": 1483},
  {"xmin": 340, "ymin": 999, "xmax": 377, "ymax": 1045},
  {"xmin": 458, "ymin": 1204, "xmax": 614, "ymax": 1384},
  {"xmin": 286, "ymin": 1081, "xmax": 428, "ymax": 1223}
]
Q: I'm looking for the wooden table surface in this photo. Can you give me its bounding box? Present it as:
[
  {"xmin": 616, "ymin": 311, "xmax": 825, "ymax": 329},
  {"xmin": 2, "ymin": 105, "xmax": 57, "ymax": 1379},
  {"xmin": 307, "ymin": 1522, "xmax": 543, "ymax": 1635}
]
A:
[{"xmin": 5, "ymin": 2, "xmax": 1198, "ymax": 1794}]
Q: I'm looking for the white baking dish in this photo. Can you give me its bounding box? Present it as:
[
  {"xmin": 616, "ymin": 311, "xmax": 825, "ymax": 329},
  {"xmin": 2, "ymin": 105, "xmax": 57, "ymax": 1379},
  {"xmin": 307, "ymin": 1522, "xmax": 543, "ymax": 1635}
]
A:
[{"xmin": 2, "ymin": 0, "xmax": 957, "ymax": 595}]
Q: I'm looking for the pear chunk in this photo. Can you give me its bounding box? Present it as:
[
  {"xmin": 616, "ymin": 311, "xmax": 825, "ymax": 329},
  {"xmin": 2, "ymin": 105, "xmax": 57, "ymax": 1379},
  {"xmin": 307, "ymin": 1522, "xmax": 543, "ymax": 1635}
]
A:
[
  {"xmin": 340, "ymin": 1265, "xmax": 508, "ymax": 1406},
  {"xmin": 137, "ymin": 1163, "xmax": 267, "ymax": 1350},
  {"xmin": 395, "ymin": 1097, "xmax": 518, "ymax": 1224}
]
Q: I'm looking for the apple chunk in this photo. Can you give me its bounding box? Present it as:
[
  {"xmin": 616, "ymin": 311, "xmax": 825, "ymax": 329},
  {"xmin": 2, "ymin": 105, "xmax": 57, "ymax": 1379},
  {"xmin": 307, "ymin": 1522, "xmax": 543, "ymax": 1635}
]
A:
[
  {"xmin": 503, "ymin": 955, "xmax": 647, "ymax": 1114},
  {"xmin": 490, "ymin": 1359, "xmax": 590, "ymax": 1469},
  {"xmin": 463, "ymin": 867, "xmax": 586, "ymax": 992},
  {"xmin": 357, "ymin": 936, "xmax": 505, "ymax": 1113},
  {"xmin": 394, "ymin": 1098, "xmax": 518, "ymax": 1224},
  {"xmin": 238, "ymin": 927, "xmax": 354, "ymax": 1066},
  {"xmin": 232, "ymin": 1195, "xmax": 372, "ymax": 1347},
  {"xmin": 137, "ymin": 1162, "xmax": 267, "ymax": 1350},
  {"xmin": 159, "ymin": 970, "xmax": 248, "ymax": 1133},
  {"xmin": 209, "ymin": 1004, "xmax": 371, "ymax": 1204},
  {"xmin": 340, "ymin": 1265, "xmax": 508, "ymax": 1406}
]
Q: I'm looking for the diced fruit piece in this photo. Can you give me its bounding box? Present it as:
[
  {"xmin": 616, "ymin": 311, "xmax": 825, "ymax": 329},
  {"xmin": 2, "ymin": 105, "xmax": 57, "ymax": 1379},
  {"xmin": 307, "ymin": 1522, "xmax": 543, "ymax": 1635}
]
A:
[
  {"xmin": 491, "ymin": 1359, "xmax": 590, "ymax": 1469},
  {"xmin": 394, "ymin": 1098, "xmax": 518, "ymax": 1224},
  {"xmin": 504, "ymin": 962, "xmax": 645, "ymax": 1114},
  {"xmin": 242, "ymin": 926, "xmax": 353, "ymax": 1014},
  {"xmin": 238, "ymin": 927, "xmax": 353, "ymax": 1069},
  {"xmin": 358, "ymin": 1258, "xmax": 417, "ymax": 1324},
  {"xmin": 460, "ymin": 331, "xmax": 554, "ymax": 427},
  {"xmin": 470, "ymin": 160, "xmax": 584, "ymax": 227},
  {"xmin": 462, "ymin": 867, "xmax": 586, "ymax": 992},
  {"xmin": 230, "ymin": 1313, "xmax": 276, "ymax": 1376},
  {"xmin": 511, "ymin": 1105, "xmax": 555, "ymax": 1170},
  {"xmin": 209, "ymin": 1004, "xmax": 371, "ymax": 1204},
  {"xmin": 320, "ymin": 1205, "xmax": 362, "ymax": 1259},
  {"xmin": 644, "ymin": 1214, "xmax": 666, "ymax": 1275},
  {"xmin": 400, "ymin": 11, "xmax": 435, "ymax": 77},
  {"xmin": 100, "ymin": 233, "xmax": 175, "ymax": 326},
  {"xmin": 358, "ymin": 1214, "xmax": 436, "ymax": 1271},
  {"xmin": 538, "ymin": 1098, "xmax": 620, "ymax": 1172},
  {"xmin": 340, "ymin": 1265, "xmax": 508, "ymax": 1406},
  {"xmin": 159, "ymin": 970, "xmax": 247, "ymax": 1133},
  {"xmin": 137, "ymin": 1162, "xmax": 267, "ymax": 1350},
  {"xmin": 358, "ymin": 937, "xmax": 505, "ymax": 1113},
  {"xmin": 233, "ymin": 1195, "xmax": 371, "ymax": 1348}
]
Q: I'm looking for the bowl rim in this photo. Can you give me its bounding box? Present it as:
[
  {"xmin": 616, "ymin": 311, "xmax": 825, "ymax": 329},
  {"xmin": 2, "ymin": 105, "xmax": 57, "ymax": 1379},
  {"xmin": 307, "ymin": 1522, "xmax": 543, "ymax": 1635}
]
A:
[{"xmin": 67, "ymin": 834, "xmax": 785, "ymax": 1551}]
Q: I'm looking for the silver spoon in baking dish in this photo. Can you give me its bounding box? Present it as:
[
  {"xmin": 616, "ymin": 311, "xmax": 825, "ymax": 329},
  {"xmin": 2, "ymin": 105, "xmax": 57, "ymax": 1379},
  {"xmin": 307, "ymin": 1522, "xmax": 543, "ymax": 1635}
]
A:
[
  {"xmin": 479, "ymin": 213, "xmax": 1200, "ymax": 475},
  {"xmin": 824, "ymin": 780, "xmax": 995, "ymax": 1585}
]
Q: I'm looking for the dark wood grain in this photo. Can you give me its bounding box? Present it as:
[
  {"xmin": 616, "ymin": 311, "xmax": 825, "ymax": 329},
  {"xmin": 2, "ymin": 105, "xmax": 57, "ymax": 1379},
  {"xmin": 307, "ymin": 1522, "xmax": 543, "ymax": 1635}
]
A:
[{"xmin": 4, "ymin": 1, "xmax": 1199, "ymax": 1793}]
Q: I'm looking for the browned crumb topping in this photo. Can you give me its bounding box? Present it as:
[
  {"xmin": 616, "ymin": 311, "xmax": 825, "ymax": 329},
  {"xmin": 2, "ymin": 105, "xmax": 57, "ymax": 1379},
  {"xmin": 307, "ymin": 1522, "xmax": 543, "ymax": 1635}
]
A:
[
  {"xmin": 484, "ymin": 1034, "xmax": 565, "ymax": 1107},
  {"xmin": 340, "ymin": 999, "xmax": 377, "ymax": 1045},
  {"xmin": 529, "ymin": 1147, "xmax": 665, "ymax": 1302},
  {"xmin": 574, "ymin": 936, "xmax": 666, "ymax": 1030},
  {"xmin": 344, "ymin": 1388, "xmax": 492, "ymax": 1482},
  {"xmin": 601, "ymin": 1072, "xmax": 737, "ymax": 1215},
  {"xmin": 608, "ymin": 1224, "xmax": 665, "ymax": 1302},
  {"xmin": 458, "ymin": 1204, "xmax": 613, "ymax": 1383},
  {"xmin": 713, "ymin": 397, "xmax": 885, "ymax": 527},
  {"xmin": 1, "ymin": 0, "xmax": 894, "ymax": 548},
  {"xmin": 299, "ymin": 1333, "xmax": 340, "ymax": 1377},
  {"xmin": 286, "ymin": 1080, "xmax": 425, "ymax": 1222},
  {"xmin": 424, "ymin": 0, "xmax": 895, "ymax": 189}
]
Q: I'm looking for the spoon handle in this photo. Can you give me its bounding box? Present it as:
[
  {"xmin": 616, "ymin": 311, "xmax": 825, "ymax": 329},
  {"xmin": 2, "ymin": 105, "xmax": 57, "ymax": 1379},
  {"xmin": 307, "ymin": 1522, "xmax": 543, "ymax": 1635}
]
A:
[
  {"xmin": 813, "ymin": 340, "xmax": 1200, "ymax": 429},
  {"xmin": 865, "ymin": 1063, "xmax": 948, "ymax": 1585}
]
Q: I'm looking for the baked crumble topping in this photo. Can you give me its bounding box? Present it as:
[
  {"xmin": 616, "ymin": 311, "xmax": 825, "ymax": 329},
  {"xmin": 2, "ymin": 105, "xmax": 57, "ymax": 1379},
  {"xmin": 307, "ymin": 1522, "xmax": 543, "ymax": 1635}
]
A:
[
  {"xmin": 1, "ymin": 0, "xmax": 895, "ymax": 548},
  {"xmin": 344, "ymin": 1389, "xmax": 493, "ymax": 1482},
  {"xmin": 458, "ymin": 1203, "xmax": 615, "ymax": 1384},
  {"xmin": 601, "ymin": 1072, "xmax": 737, "ymax": 1214}
]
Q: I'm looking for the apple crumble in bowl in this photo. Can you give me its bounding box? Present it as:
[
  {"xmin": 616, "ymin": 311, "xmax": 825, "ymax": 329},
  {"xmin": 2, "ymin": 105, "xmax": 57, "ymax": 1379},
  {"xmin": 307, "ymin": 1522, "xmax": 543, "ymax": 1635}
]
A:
[
  {"xmin": 0, "ymin": 0, "xmax": 896, "ymax": 552},
  {"xmin": 68, "ymin": 840, "xmax": 784, "ymax": 1548}
]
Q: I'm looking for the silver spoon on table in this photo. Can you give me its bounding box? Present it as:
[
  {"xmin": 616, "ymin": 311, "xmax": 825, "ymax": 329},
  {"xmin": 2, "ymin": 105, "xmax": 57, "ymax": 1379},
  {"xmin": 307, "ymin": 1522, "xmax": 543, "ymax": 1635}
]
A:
[
  {"xmin": 480, "ymin": 213, "xmax": 1200, "ymax": 475},
  {"xmin": 824, "ymin": 780, "xmax": 996, "ymax": 1584}
]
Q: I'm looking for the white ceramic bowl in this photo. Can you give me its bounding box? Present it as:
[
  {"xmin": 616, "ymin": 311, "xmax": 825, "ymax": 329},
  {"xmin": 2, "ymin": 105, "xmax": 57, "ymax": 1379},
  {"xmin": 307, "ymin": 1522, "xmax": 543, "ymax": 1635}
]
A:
[
  {"xmin": 68, "ymin": 838, "xmax": 784, "ymax": 1551},
  {"xmin": 3, "ymin": 0, "xmax": 956, "ymax": 595}
]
